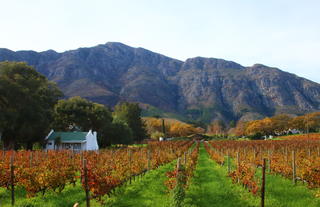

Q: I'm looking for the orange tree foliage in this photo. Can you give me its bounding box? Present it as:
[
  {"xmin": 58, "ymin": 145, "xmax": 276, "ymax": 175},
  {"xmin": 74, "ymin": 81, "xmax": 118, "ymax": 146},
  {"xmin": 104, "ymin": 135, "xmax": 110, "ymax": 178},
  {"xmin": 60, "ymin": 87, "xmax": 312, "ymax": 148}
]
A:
[
  {"xmin": 289, "ymin": 112, "xmax": 320, "ymax": 132},
  {"xmin": 235, "ymin": 112, "xmax": 320, "ymax": 137},
  {"xmin": 143, "ymin": 117, "xmax": 170, "ymax": 135},
  {"xmin": 143, "ymin": 117, "xmax": 204, "ymax": 138},
  {"xmin": 207, "ymin": 120, "xmax": 226, "ymax": 135},
  {"xmin": 234, "ymin": 121, "xmax": 247, "ymax": 137},
  {"xmin": 270, "ymin": 114, "xmax": 292, "ymax": 133}
]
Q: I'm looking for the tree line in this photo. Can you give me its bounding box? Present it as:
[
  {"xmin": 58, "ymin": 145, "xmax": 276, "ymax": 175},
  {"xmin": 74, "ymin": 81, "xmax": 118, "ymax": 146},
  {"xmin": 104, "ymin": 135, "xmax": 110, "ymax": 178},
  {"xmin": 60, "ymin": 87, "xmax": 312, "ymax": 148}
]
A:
[
  {"xmin": 233, "ymin": 113, "xmax": 320, "ymax": 138},
  {"xmin": 0, "ymin": 61, "xmax": 147, "ymax": 149},
  {"xmin": 144, "ymin": 117, "xmax": 205, "ymax": 139},
  {"xmin": 205, "ymin": 113, "xmax": 319, "ymax": 139}
]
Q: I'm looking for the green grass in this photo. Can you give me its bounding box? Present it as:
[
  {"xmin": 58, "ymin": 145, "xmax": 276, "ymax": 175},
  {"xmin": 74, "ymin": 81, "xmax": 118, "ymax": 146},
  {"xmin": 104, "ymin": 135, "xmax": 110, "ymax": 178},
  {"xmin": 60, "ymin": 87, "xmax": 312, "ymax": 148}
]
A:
[
  {"xmin": 129, "ymin": 144, "xmax": 148, "ymax": 147},
  {"xmin": 0, "ymin": 182, "xmax": 86, "ymax": 207}
]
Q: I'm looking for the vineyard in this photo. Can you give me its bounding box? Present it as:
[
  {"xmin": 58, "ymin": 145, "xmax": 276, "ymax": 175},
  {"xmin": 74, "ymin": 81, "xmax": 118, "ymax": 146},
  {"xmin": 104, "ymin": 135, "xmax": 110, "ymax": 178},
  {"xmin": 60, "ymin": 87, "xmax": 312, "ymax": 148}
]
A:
[
  {"xmin": 207, "ymin": 138, "xmax": 320, "ymax": 190},
  {"xmin": 0, "ymin": 141, "xmax": 196, "ymax": 206},
  {"xmin": 0, "ymin": 136, "xmax": 320, "ymax": 206}
]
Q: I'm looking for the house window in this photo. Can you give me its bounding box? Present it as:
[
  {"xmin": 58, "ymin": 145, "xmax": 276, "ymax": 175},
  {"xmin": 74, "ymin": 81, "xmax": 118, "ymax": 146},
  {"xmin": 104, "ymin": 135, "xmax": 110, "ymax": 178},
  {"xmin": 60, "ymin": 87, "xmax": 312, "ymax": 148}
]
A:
[
  {"xmin": 62, "ymin": 143, "xmax": 71, "ymax": 149},
  {"xmin": 73, "ymin": 143, "xmax": 81, "ymax": 150}
]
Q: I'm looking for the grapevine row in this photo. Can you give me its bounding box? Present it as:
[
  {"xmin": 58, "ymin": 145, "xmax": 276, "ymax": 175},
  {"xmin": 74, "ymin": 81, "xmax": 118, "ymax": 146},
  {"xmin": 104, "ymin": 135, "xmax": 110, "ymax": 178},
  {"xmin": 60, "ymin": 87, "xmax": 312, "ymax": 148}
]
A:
[
  {"xmin": 0, "ymin": 140, "xmax": 194, "ymax": 202},
  {"xmin": 206, "ymin": 138, "xmax": 320, "ymax": 194}
]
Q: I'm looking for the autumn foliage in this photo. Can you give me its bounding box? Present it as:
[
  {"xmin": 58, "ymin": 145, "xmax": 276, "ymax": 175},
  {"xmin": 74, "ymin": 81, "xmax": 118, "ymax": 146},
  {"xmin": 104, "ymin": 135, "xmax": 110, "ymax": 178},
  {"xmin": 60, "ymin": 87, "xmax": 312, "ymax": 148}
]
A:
[
  {"xmin": 0, "ymin": 141, "xmax": 194, "ymax": 201},
  {"xmin": 204, "ymin": 141, "xmax": 259, "ymax": 195},
  {"xmin": 164, "ymin": 142, "xmax": 199, "ymax": 191},
  {"xmin": 0, "ymin": 150, "xmax": 77, "ymax": 197},
  {"xmin": 144, "ymin": 117, "xmax": 204, "ymax": 138},
  {"xmin": 206, "ymin": 138, "xmax": 320, "ymax": 196},
  {"xmin": 232, "ymin": 112, "xmax": 320, "ymax": 137}
]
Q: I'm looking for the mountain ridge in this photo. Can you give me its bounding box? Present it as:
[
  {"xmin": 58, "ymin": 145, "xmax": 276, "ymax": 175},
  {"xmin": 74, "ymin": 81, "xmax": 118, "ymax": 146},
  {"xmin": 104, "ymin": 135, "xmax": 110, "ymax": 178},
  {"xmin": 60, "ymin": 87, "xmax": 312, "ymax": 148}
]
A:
[{"xmin": 1, "ymin": 42, "xmax": 320, "ymax": 123}]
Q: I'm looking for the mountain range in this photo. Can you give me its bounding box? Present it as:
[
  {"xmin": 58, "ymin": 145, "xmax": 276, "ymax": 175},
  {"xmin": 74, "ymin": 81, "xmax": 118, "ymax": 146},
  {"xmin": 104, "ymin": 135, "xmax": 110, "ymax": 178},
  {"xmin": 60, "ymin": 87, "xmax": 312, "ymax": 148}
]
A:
[{"xmin": 1, "ymin": 42, "xmax": 320, "ymax": 123}]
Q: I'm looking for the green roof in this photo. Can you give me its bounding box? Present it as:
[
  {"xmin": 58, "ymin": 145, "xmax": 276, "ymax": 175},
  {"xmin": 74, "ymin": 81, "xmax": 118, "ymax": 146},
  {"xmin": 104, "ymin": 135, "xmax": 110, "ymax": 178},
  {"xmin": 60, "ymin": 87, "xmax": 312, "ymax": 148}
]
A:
[{"xmin": 47, "ymin": 131, "xmax": 87, "ymax": 142}]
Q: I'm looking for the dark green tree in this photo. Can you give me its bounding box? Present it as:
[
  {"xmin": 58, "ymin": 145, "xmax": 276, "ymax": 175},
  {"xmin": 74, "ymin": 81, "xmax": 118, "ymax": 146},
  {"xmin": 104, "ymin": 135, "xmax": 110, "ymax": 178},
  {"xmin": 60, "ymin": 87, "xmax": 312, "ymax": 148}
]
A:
[
  {"xmin": 113, "ymin": 102, "xmax": 148, "ymax": 142},
  {"xmin": 229, "ymin": 120, "xmax": 236, "ymax": 128},
  {"xmin": 107, "ymin": 118, "xmax": 133, "ymax": 145},
  {"xmin": 52, "ymin": 96, "xmax": 113, "ymax": 147},
  {"xmin": 162, "ymin": 119, "xmax": 166, "ymax": 136},
  {"xmin": 0, "ymin": 61, "xmax": 62, "ymax": 149}
]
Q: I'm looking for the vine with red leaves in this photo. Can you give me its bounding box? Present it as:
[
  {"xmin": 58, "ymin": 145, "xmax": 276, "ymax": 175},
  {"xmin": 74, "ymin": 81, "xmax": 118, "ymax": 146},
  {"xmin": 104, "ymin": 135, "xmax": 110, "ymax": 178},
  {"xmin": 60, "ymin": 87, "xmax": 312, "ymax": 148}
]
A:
[
  {"xmin": 164, "ymin": 141, "xmax": 199, "ymax": 191},
  {"xmin": 0, "ymin": 140, "xmax": 194, "ymax": 202},
  {"xmin": 206, "ymin": 138, "xmax": 320, "ymax": 196}
]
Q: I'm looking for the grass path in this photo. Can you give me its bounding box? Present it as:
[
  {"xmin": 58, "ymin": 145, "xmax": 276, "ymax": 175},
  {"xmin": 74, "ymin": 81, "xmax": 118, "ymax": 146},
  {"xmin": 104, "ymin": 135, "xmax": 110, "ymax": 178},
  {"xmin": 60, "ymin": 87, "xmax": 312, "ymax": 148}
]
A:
[
  {"xmin": 184, "ymin": 143, "xmax": 258, "ymax": 207},
  {"xmin": 185, "ymin": 143, "xmax": 320, "ymax": 207}
]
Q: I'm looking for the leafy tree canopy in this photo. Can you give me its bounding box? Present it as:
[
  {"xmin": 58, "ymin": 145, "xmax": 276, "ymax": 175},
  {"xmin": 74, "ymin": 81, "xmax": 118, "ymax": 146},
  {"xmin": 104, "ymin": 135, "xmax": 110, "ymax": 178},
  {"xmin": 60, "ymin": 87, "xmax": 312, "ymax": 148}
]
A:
[
  {"xmin": 113, "ymin": 102, "xmax": 148, "ymax": 142},
  {"xmin": 52, "ymin": 96, "xmax": 113, "ymax": 147},
  {"xmin": 0, "ymin": 61, "xmax": 62, "ymax": 149},
  {"xmin": 108, "ymin": 118, "xmax": 133, "ymax": 145}
]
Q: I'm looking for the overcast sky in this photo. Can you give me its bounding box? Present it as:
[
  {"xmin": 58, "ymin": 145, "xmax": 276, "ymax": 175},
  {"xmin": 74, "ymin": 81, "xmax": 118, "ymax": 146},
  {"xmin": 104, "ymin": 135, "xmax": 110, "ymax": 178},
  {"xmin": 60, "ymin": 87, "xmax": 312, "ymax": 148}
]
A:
[{"xmin": 0, "ymin": 0, "xmax": 319, "ymax": 82}]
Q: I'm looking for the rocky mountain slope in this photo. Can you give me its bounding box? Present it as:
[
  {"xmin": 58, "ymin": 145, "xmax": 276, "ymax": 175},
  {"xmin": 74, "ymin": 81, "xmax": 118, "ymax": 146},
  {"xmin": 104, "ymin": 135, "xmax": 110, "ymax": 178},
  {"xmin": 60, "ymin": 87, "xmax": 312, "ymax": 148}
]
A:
[{"xmin": 1, "ymin": 42, "xmax": 320, "ymax": 123}]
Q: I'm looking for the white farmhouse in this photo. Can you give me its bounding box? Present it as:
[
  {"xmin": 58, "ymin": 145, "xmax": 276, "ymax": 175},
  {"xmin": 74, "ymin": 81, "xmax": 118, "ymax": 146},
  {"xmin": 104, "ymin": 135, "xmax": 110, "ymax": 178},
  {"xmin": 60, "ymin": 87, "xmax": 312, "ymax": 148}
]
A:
[{"xmin": 45, "ymin": 130, "xmax": 99, "ymax": 151}]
